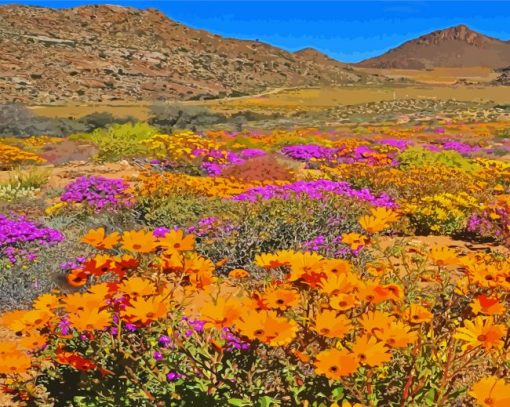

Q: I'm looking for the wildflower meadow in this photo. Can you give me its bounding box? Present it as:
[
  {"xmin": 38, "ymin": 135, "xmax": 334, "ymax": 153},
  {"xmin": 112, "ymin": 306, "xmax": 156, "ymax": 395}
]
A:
[{"xmin": 0, "ymin": 121, "xmax": 509, "ymax": 406}]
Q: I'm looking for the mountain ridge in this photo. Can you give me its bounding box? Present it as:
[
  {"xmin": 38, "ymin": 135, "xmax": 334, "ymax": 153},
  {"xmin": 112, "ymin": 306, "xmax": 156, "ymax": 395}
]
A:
[
  {"xmin": 0, "ymin": 4, "xmax": 374, "ymax": 104},
  {"xmin": 357, "ymin": 24, "xmax": 510, "ymax": 69}
]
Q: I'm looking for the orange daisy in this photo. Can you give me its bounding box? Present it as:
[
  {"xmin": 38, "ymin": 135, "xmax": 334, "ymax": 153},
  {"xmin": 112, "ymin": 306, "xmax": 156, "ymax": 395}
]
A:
[
  {"xmin": 68, "ymin": 308, "xmax": 112, "ymax": 332},
  {"xmin": 469, "ymin": 376, "xmax": 510, "ymax": 407},
  {"xmin": 263, "ymin": 287, "xmax": 300, "ymax": 311},
  {"xmin": 122, "ymin": 230, "xmax": 157, "ymax": 253},
  {"xmin": 351, "ymin": 335, "xmax": 391, "ymax": 367},
  {"xmin": 159, "ymin": 229, "xmax": 195, "ymax": 253},
  {"xmin": 81, "ymin": 227, "xmax": 120, "ymax": 250},
  {"xmin": 454, "ymin": 317, "xmax": 505, "ymax": 351},
  {"xmin": 122, "ymin": 296, "xmax": 170, "ymax": 325},
  {"xmin": 402, "ymin": 304, "xmax": 433, "ymax": 324},
  {"xmin": 312, "ymin": 310, "xmax": 352, "ymax": 339},
  {"xmin": 470, "ymin": 295, "xmax": 505, "ymax": 316},
  {"xmin": 314, "ymin": 348, "xmax": 358, "ymax": 380}
]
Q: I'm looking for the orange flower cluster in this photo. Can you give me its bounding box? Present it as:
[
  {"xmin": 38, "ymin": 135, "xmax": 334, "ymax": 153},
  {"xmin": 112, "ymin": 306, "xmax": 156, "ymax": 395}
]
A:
[
  {"xmin": 0, "ymin": 143, "xmax": 46, "ymax": 169},
  {"xmin": 137, "ymin": 171, "xmax": 286, "ymax": 198}
]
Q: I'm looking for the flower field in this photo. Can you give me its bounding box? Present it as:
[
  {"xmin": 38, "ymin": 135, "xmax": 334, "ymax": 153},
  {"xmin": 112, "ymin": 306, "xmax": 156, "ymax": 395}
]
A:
[{"xmin": 0, "ymin": 121, "xmax": 509, "ymax": 406}]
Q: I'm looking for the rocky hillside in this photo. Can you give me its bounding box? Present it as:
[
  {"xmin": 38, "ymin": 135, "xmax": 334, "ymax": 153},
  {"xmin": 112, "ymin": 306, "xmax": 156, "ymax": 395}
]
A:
[
  {"xmin": 357, "ymin": 25, "xmax": 510, "ymax": 69},
  {"xmin": 0, "ymin": 5, "xmax": 375, "ymax": 104}
]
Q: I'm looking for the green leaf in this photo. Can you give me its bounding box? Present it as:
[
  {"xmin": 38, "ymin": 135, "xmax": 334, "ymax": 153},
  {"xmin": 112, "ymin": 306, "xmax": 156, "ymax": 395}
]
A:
[
  {"xmin": 332, "ymin": 386, "xmax": 345, "ymax": 401},
  {"xmin": 228, "ymin": 398, "xmax": 250, "ymax": 406}
]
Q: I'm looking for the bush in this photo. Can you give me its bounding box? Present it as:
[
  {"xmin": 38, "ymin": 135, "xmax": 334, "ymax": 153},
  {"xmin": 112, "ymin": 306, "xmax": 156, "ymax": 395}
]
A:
[
  {"xmin": 78, "ymin": 112, "xmax": 138, "ymax": 131},
  {"xmin": 398, "ymin": 147, "xmax": 477, "ymax": 171},
  {"xmin": 149, "ymin": 103, "xmax": 227, "ymax": 132},
  {"xmin": 71, "ymin": 122, "xmax": 158, "ymax": 162},
  {"xmin": 0, "ymin": 104, "xmax": 88, "ymax": 137}
]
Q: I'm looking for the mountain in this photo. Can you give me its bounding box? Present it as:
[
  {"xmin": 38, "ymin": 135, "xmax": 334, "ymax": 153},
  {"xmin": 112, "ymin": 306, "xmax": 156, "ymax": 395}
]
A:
[
  {"xmin": 0, "ymin": 5, "xmax": 374, "ymax": 104},
  {"xmin": 294, "ymin": 48, "xmax": 345, "ymax": 66},
  {"xmin": 357, "ymin": 25, "xmax": 510, "ymax": 69}
]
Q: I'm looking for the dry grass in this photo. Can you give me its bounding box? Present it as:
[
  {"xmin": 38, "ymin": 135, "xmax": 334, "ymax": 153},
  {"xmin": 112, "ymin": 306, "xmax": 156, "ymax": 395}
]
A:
[
  {"xmin": 28, "ymin": 82, "xmax": 510, "ymax": 118},
  {"xmin": 358, "ymin": 66, "xmax": 499, "ymax": 84},
  {"xmin": 208, "ymin": 85, "xmax": 510, "ymax": 113}
]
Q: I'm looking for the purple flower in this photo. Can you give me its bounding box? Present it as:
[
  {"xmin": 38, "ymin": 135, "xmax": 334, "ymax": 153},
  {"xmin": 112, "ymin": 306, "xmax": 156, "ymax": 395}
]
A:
[
  {"xmin": 153, "ymin": 351, "xmax": 163, "ymax": 361},
  {"xmin": 60, "ymin": 176, "xmax": 133, "ymax": 210},
  {"xmin": 239, "ymin": 148, "xmax": 267, "ymax": 159},
  {"xmin": 57, "ymin": 317, "xmax": 72, "ymax": 335},
  {"xmin": 159, "ymin": 335, "xmax": 172, "ymax": 347},
  {"xmin": 281, "ymin": 144, "xmax": 340, "ymax": 161},
  {"xmin": 166, "ymin": 372, "xmax": 183, "ymax": 381},
  {"xmin": 0, "ymin": 214, "xmax": 64, "ymax": 264},
  {"xmin": 231, "ymin": 180, "xmax": 396, "ymax": 208},
  {"xmin": 153, "ymin": 227, "xmax": 171, "ymax": 238}
]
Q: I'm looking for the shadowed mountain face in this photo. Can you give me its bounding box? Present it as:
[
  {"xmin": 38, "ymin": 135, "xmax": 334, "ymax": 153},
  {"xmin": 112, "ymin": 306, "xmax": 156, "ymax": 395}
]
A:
[
  {"xmin": 0, "ymin": 5, "xmax": 376, "ymax": 104},
  {"xmin": 357, "ymin": 25, "xmax": 510, "ymax": 69}
]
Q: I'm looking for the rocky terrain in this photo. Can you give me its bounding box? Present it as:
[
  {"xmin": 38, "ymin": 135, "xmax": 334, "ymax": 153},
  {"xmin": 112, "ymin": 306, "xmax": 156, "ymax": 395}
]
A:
[
  {"xmin": 0, "ymin": 5, "xmax": 376, "ymax": 104},
  {"xmin": 357, "ymin": 25, "xmax": 510, "ymax": 69},
  {"xmin": 493, "ymin": 66, "xmax": 510, "ymax": 85}
]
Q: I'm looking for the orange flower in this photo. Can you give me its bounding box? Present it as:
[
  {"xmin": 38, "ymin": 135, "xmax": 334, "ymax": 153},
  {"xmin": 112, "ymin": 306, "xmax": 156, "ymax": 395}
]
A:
[
  {"xmin": 428, "ymin": 246, "xmax": 458, "ymax": 267},
  {"xmin": 454, "ymin": 317, "xmax": 505, "ymax": 351},
  {"xmin": 111, "ymin": 254, "xmax": 139, "ymax": 275},
  {"xmin": 312, "ymin": 310, "xmax": 352, "ymax": 339},
  {"xmin": 200, "ymin": 297, "xmax": 242, "ymax": 329},
  {"xmin": 159, "ymin": 229, "xmax": 195, "ymax": 253},
  {"xmin": 321, "ymin": 258, "xmax": 352, "ymax": 276},
  {"xmin": 81, "ymin": 228, "xmax": 120, "ymax": 250},
  {"xmin": 319, "ymin": 273, "xmax": 358, "ymax": 296},
  {"xmin": 68, "ymin": 308, "xmax": 112, "ymax": 332},
  {"xmin": 82, "ymin": 254, "xmax": 113, "ymax": 276},
  {"xmin": 0, "ymin": 350, "xmax": 31, "ymax": 375},
  {"xmin": 470, "ymin": 265, "xmax": 503, "ymax": 289},
  {"xmin": 287, "ymin": 252, "xmax": 324, "ymax": 284},
  {"xmin": 374, "ymin": 321, "xmax": 418, "ymax": 348},
  {"xmin": 330, "ymin": 293, "xmax": 357, "ymax": 311},
  {"xmin": 341, "ymin": 233, "xmax": 369, "ymax": 250},
  {"xmin": 263, "ymin": 288, "xmax": 300, "ymax": 311},
  {"xmin": 470, "ymin": 295, "xmax": 505, "ymax": 316},
  {"xmin": 56, "ymin": 349, "xmax": 96, "ymax": 371},
  {"xmin": 16, "ymin": 309, "xmax": 53, "ymax": 332},
  {"xmin": 67, "ymin": 269, "xmax": 89, "ymax": 287},
  {"xmin": 359, "ymin": 207, "xmax": 399, "ymax": 234},
  {"xmin": 402, "ymin": 304, "xmax": 433, "ymax": 324},
  {"xmin": 314, "ymin": 348, "xmax": 358, "ymax": 379},
  {"xmin": 255, "ymin": 253, "xmax": 288, "ymax": 270},
  {"xmin": 123, "ymin": 296, "xmax": 170, "ymax": 325},
  {"xmin": 469, "ymin": 376, "xmax": 510, "ymax": 407},
  {"xmin": 33, "ymin": 293, "xmax": 59, "ymax": 311},
  {"xmin": 62, "ymin": 292, "xmax": 106, "ymax": 314},
  {"xmin": 122, "ymin": 230, "xmax": 157, "ymax": 253},
  {"xmin": 359, "ymin": 311, "xmax": 397, "ymax": 336},
  {"xmin": 119, "ymin": 277, "xmax": 157, "ymax": 298},
  {"xmin": 235, "ymin": 310, "xmax": 297, "ymax": 346},
  {"xmin": 228, "ymin": 268, "xmax": 250, "ymax": 279},
  {"xmin": 20, "ymin": 333, "xmax": 47, "ymax": 350},
  {"xmin": 183, "ymin": 253, "xmax": 215, "ymax": 275},
  {"xmin": 351, "ymin": 335, "xmax": 391, "ymax": 367},
  {"xmin": 357, "ymin": 283, "xmax": 392, "ymax": 305}
]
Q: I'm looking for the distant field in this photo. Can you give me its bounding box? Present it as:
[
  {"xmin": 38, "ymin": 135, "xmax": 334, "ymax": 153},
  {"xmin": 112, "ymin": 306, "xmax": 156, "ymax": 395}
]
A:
[
  {"xmin": 30, "ymin": 104, "xmax": 152, "ymax": 120},
  {"xmin": 29, "ymin": 83, "xmax": 510, "ymax": 119},
  {"xmin": 358, "ymin": 67, "xmax": 499, "ymax": 84},
  {"xmin": 209, "ymin": 84, "xmax": 510, "ymax": 112}
]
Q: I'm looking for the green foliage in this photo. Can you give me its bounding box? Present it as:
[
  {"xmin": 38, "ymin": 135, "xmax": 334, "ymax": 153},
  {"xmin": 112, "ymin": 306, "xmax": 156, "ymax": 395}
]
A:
[
  {"xmin": 398, "ymin": 147, "xmax": 478, "ymax": 171},
  {"xmin": 71, "ymin": 122, "xmax": 158, "ymax": 162}
]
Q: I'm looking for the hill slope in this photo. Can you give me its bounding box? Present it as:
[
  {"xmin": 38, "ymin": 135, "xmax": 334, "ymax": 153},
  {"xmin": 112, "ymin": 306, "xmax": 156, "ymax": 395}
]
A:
[
  {"xmin": 357, "ymin": 25, "xmax": 510, "ymax": 69},
  {"xmin": 0, "ymin": 5, "xmax": 374, "ymax": 104}
]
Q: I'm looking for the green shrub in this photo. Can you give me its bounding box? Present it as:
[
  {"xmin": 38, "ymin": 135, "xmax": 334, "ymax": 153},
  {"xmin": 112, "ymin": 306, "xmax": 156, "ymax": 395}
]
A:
[
  {"xmin": 398, "ymin": 147, "xmax": 477, "ymax": 171},
  {"xmin": 71, "ymin": 122, "xmax": 158, "ymax": 162}
]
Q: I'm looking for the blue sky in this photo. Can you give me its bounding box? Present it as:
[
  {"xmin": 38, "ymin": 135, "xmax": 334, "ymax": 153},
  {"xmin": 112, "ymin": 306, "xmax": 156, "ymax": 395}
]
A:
[{"xmin": 2, "ymin": 1, "xmax": 510, "ymax": 62}]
